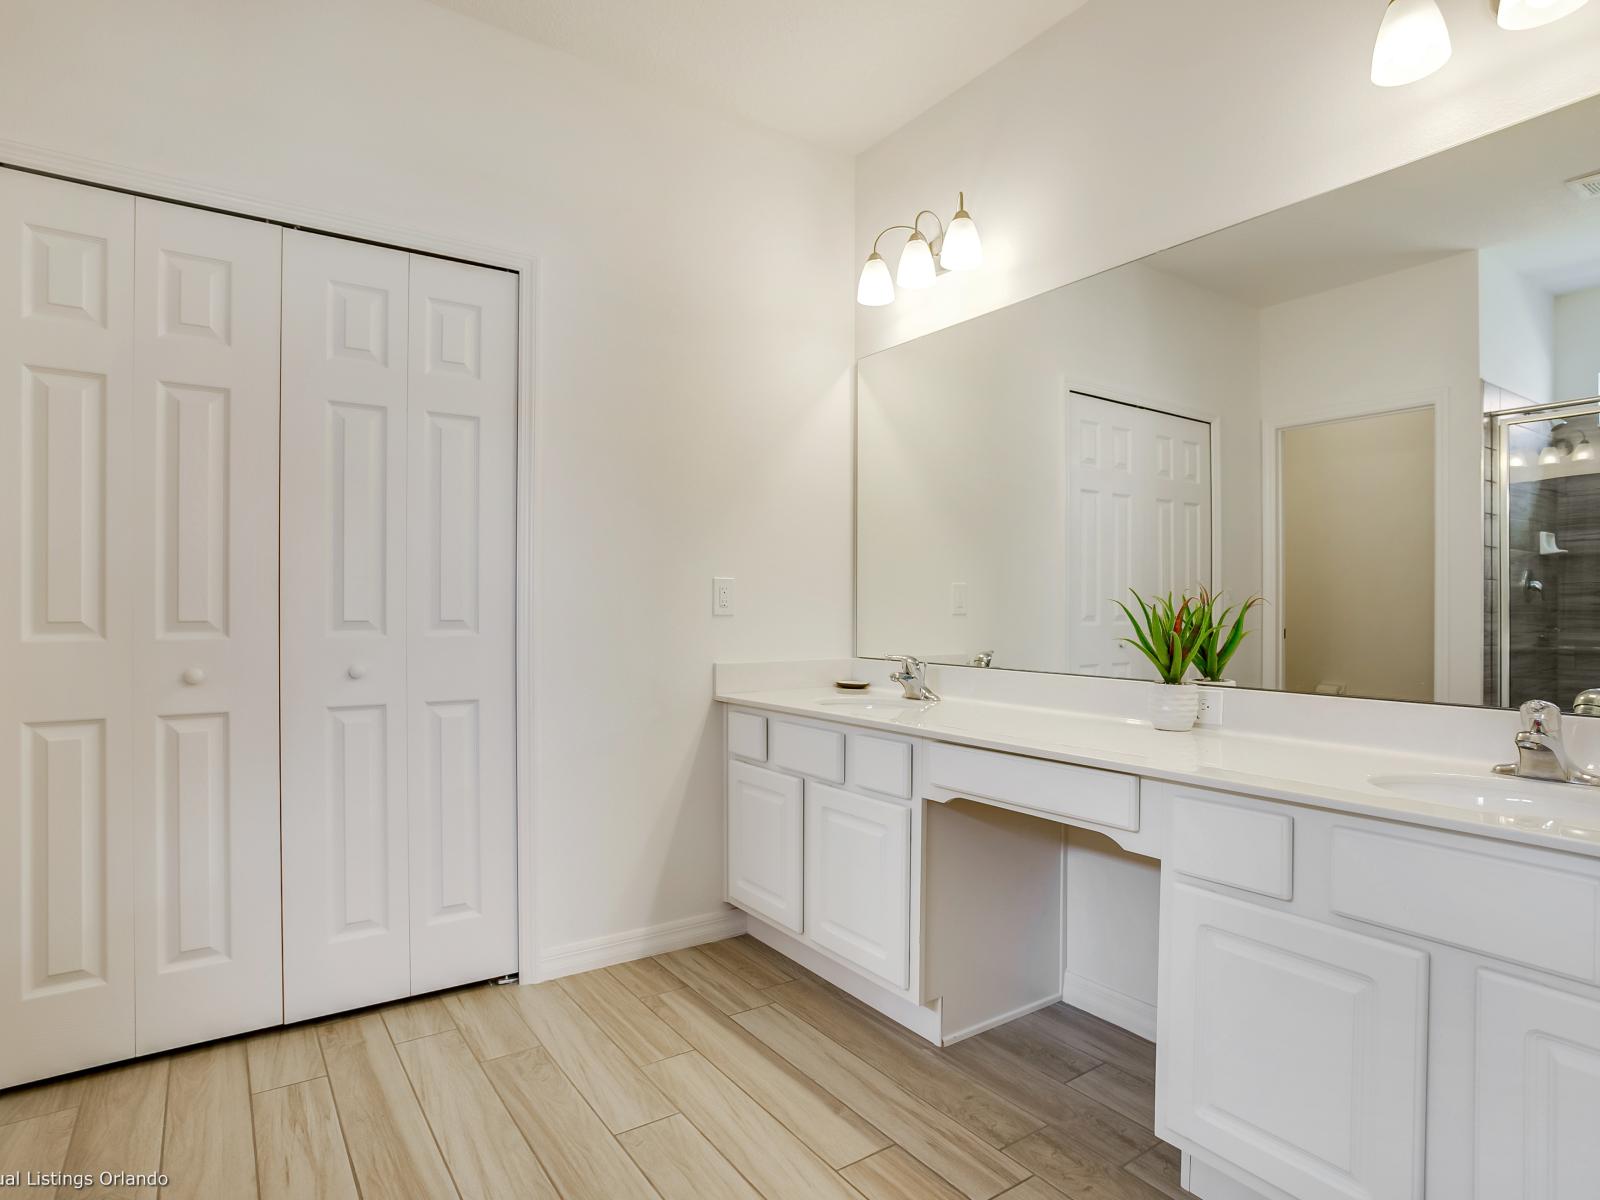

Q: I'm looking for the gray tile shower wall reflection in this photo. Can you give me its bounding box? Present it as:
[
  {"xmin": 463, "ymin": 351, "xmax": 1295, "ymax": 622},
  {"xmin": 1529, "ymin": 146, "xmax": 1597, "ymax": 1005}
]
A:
[
  {"xmin": 1506, "ymin": 469, "xmax": 1600, "ymax": 709},
  {"xmin": 1556, "ymin": 473, "xmax": 1600, "ymax": 704}
]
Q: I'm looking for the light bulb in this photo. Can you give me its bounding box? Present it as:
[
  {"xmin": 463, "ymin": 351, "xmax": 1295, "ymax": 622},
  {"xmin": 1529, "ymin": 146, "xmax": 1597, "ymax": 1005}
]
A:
[
  {"xmin": 857, "ymin": 252, "xmax": 894, "ymax": 306},
  {"xmin": 1371, "ymin": 0, "xmax": 1452, "ymax": 87},
  {"xmin": 940, "ymin": 194, "xmax": 983, "ymax": 271},
  {"xmin": 1497, "ymin": 0, "xmax": 1589, "ymax": 28},
  {"xmin": 896, "ymin": 231, "xmax": 936, "ymax": 289}
]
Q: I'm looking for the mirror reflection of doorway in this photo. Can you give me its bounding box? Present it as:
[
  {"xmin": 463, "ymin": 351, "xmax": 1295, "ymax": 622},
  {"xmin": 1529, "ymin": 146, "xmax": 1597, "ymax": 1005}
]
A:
[{"xmin": 1279, "ymin": 408, "xmax": 1436, "ymax": 701}]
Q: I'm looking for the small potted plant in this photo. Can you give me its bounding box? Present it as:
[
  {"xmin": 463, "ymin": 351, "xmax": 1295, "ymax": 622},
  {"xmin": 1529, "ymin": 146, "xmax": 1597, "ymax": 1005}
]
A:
[
  {"xmin": 1113, "ymin": 589, "xmax": 1211, "ymax": 731},
  {"xmin": 1192, "ymin": 589, "xmax": 1263, "ymax": 687}
]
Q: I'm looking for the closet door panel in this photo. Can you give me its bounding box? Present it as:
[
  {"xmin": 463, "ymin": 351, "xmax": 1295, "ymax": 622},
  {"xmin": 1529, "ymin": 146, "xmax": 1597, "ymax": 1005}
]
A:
[
  {"xmin": 130, "ymin": 199, "xmax": 282, "ymax": 1053},
  {"xmin": 281, "ymin": 231, "xmax": 410, "ymax": 1022},
  {"xmin": 406, "ymin": 255, "xmax": 517, "ymax": 992},
  {"xmin": 0, "ymin": 169, "xmax": 137, "ymax": 1087}
]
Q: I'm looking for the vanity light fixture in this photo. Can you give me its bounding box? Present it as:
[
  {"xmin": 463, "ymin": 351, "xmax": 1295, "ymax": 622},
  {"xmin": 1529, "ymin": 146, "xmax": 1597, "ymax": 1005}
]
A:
[
  {"xmin": 1496, "ymin": 0, "xmax": 1589, "ymax": 28},
  {"xmin": 857, "ymin": 194, "xmax": 984, "ymax": 306},
  {"xmin": 1371, "ymin": 0, "xmax": 1453, "ymax": 87}
]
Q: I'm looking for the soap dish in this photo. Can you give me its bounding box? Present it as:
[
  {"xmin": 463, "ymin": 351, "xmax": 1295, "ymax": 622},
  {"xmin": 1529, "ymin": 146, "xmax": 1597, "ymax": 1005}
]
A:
[{"xmin": 834, "ymin": 679, "xmax": 870, "ymax": 691}]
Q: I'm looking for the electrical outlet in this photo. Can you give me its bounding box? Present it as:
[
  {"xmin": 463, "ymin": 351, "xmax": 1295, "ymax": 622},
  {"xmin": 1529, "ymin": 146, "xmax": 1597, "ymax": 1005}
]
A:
[
  {"xmin": 712, "ymin": 576, "xmax": 735, "ymax": 616},
  {"xmin": 950, "ymin": 581, "xmax": 969, "ymax": 616},
  {"xmin": 1195, "ymin": 685, "xmax": 1225, "ymax": 728}
]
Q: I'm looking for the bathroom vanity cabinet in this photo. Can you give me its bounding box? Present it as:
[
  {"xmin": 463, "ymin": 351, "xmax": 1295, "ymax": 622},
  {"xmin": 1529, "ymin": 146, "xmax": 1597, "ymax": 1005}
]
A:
[{"xmin": 721, "ymin": 698, "xmax": 1600, "ymax": 1200}]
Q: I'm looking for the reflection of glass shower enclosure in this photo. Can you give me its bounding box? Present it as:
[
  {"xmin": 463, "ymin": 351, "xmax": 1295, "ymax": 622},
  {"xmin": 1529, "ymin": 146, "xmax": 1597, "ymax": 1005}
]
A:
[{"xmin": 1491, "ymin": 399, "xmax": 1600, "ymax": 710}]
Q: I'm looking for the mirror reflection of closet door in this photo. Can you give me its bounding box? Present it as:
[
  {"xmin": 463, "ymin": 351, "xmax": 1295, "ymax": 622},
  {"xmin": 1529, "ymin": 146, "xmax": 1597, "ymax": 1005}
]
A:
[{"xmin": 1066, "ymin": 391, "xmax": 1212, "ymax": 677}]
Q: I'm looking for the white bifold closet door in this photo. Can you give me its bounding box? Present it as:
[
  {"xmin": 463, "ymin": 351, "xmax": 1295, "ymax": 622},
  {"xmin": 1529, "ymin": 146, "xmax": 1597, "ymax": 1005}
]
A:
[
  {"xmin": 0, "ymin": 170, "xmax": 283, "ymax": 1084},
  {"xmin": 280, "ymin": 231, "xmax": 517, "ymax": 1022}
]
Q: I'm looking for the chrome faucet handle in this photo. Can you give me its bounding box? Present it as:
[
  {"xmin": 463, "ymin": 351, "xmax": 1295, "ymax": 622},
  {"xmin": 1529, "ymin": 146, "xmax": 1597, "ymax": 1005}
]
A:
[
  {"xmin": 1520, "ymin": 699, "xmax": 1562, "ymax": 736},
  {"xmin": 1574, "ymin": 689, "xmax": 1600, "ymax": 718},
  {"xmin": 885, "ymin": 654, "xmax": 924, "ymax": 675}
]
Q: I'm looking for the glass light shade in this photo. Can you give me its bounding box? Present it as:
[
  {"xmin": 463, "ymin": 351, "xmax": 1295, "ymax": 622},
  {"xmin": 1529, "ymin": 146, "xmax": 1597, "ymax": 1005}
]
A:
[
  {"xmin": 896, "ymin": 232, "xmax": 936, "ymax": 289},
  {"xmin": 1539, "ymin": 444, "xmax": 1564, "ymax": 465},
  {"xmin": 1509, "ymin": 453, "xmax": 1527, "ymax": 467},
  {"xmin": 1371, "ymin": 0, "xmax": 1452, "ymax": 86},
  {"xmin": 857, "ymin": 252, "xmax": 894, "ymax": 306},
  {"xmin": 1497, "ymin": 0, "xmax": 1589, "ymax": 28},
  {"xmin": 940, "ymin": 212, "xmax": 983, "ymax": 271},
  {"xmin": 1575, "ymin": 439, "xmax": 1596, "ymax": 462}
]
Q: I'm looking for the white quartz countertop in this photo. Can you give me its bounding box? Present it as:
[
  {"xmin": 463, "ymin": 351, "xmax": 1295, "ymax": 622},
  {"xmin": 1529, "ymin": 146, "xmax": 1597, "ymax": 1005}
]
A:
[{"xmin": 715, "ymin": 685, "xmax": 1600, "ymax": 858}]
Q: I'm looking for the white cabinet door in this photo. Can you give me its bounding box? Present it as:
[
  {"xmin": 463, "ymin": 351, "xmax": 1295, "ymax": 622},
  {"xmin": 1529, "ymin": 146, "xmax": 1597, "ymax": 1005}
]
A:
[
  {"xmin": 1159, "ymin": 881, "xmax": 1427, "ymax": 1200},
  {"xmin": 1476, "ymin": 971, "xmax": 1600, "ymax": 1199},
  {"xmin": 804, "ymin": 782, "xmax": 910, "ymax": 989},
  {"xmin": 0, "ymin": 169, "xmax": 137, "ymax": 1087},
  {"xmin": 727, "ymin": 762, "xmax": 804, "ymax": 933},
  {"xmin": 129, "ymin": 198, "xmax": 283, "ymax": 1053},
  {"xmin": 405, "ymin": 254, "xmax": 518, "ymax": 992},
  {"xmin": 280, "ymin": 231, "xmax": 412, "ymax": 1022}
]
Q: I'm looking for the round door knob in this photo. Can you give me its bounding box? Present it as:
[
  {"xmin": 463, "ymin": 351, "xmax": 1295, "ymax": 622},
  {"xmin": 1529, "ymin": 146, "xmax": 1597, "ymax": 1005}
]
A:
[
  {"xmin": 181, "ymin": 667, "xmax": 205, "ymax": 686},
  {"xmin": 347, "ymin": 665, "xmax": 366, "ymax": 680}
]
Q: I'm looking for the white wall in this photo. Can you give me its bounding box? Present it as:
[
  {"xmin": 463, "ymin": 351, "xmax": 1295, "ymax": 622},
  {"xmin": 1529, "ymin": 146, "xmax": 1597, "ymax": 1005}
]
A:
[
  {"xmin": 857, "ymin": 0, "xmax": 1600, "ymax": 358},
  {"xmin": 0, "ymin": 0, "xmax": 857, "ymax": 968},
  {"xmin": 1259, "ymin": 253, "xmax": 1483, "ymax": 705},
  {"xmin": 1479, "ymin": 250, "xmax": 1554, "ymax": 405},
  {"xmin": 1554, "ymin": 283, "xmax": 1600, "ymax": 401}
]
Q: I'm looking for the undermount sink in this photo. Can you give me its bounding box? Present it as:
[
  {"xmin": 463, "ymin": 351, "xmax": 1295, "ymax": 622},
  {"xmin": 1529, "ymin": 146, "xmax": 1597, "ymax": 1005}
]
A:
[
  {"xmin": 816, "ymin": 695, "xmax": 934, "ymax": 713},
  {"xmin": 1367, "ymin": 771, "xmax": 1600, "ymax": 823}
]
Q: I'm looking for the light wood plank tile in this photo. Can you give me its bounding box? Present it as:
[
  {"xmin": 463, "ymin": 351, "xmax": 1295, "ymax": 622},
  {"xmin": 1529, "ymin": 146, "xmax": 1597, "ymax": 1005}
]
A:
[
  {"xmin": 698, "ymin": 938, "xmax": 791, "ymax": 989},
  {"xmin": 642, "ymin": 1052, "xmax": 863, "ymax": 1200},
  {"xmin": 161, "ymin": 1042, "xmax": 257, "ymax": 1200},
  {"xmin": 842, "ymin": 1145, "xmax": 967, "ymax": 1200},
  {"xmin": 1067, "ymin": 1064, "xmax": 1156, "ymax": 1131},
  {"xmin": 726, "ymin": 935, "xmax": 800, "ymax": 984},
  {"xmin": 1025, "ymin": 1007, "xmax": 1156, "ymax": 1084},
  {"xmin": 1005, "ymin": 1127, "xmax": 1172, "ymax": 1200},
  {"xmin": 481, "ymin": 1047, "xmax": 656, "ymax": 1200},
  {"xmin": 317, "ymin": 1013, "xmax": 458, "ymax": 1200},
  {"xmin": 558, "ymin": 967, "xmax": 691, "ymax": 1065},
  {"xmin": 0, "ymin": 1107, "xmax": 77, "ymax": 1196},
  {"xmin": 977, "ymin": 1018, "xmax": 1102, "ymax": 1084},
  {"xmin": 942, "ymin": 1037, "xmax": 1155, "ymax": 1167},
  {"xmin": 441, "ymin": 987, "xmax": 539, "ymax": 1061},
  {"xmin": 396, "ymin": 1031, "xmax": 557, "ymax": 1200},
  {"xmin": 1124, "ymin": 1143, "xmax": 1191, "ymax": 1200},
  {"xmin": 607, "ymin": 957, "xmax": 686, "ymax": 998},
  {"xmin": 993, "ymin": 1181, "xmax": 1072, "ymax": 1200},
  {"xmin": 653, "ymin": 948, "xmax": 769, "ymax": 1014},
  {"xmin": 505, "ymin": 981, "xmax": 676, "ymax": 1133},
  {"xmin": 766, "ymin": 978, "xmax": 1043, "ymax": 1149},
  {"xmin": 247, "ymin": 1025, "xmax": 326, "ymax": 1093},
  {"xmin": 645, "ymin": 987, "xmax": 887, "ymax": 1168},
  {"xmin": 616, "ymin": 1113, "xmax": 761, "ymax": 1200},
  {"xmin": 251, "ymin": 1077, "xmax": 359, "ymax": 1200},
  {"xmin": 381, "ymin": 996, "xmax": 455, "ymax": 1044},
  {"xmin": 61, "ymin": 1058, "xmax": 169, "ymax": 1199},
  {"xmin": 0, "ymin": 1078, "xmax": 84, "ymax": 1127},
  {"xmin": 736, "ymin": 1004, "xmax": 1027, "ymax": 1200}
]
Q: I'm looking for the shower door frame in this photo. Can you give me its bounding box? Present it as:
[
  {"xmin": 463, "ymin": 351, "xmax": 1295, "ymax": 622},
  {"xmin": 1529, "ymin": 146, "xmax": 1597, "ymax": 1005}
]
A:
[{"xmin": 1494, "ymin": 396, "xmax": 1600, "ymax": 709}]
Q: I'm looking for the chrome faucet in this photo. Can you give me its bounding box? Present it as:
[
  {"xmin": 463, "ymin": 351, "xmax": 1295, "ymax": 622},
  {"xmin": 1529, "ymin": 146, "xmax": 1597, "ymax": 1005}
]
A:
[
  {"xmin": 1495, "ymin": 700, "xmax": 1600, "ymax": 786},
  {"xmin": 886, "ymin": 655, "xmax": 940, "ymax": 702}
]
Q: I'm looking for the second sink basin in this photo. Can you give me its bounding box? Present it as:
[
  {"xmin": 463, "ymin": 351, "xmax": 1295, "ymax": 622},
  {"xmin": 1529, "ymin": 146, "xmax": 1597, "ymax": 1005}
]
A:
[{"xmin": 1367, "ymin": 771, "xmax": 1598, "ymax": 824}]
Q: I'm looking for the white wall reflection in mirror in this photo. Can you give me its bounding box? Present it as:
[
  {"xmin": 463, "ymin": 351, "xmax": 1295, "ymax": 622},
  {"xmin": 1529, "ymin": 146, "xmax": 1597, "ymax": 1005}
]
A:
[{"xmin": 856, "ymin": 94, "xmax": 1600, "ymax": 710}]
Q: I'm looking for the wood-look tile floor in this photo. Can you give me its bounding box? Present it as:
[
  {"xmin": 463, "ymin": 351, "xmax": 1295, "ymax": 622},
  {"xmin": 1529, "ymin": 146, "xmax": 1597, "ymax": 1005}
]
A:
[{"xmin": 0, "ymin": 936, "xmax": 1192, "ymax": 1199}]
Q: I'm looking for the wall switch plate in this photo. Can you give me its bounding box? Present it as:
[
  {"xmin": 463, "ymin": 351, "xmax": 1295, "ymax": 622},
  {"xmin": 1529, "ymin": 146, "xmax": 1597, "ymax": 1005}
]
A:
[
  {"xmin": 713, "ymin": 576, "xmax": 735, "ymax": 616},
  {"xmin": 951, "ymin": 581, "xmax": 969, "ymax": 616},
  {"xmin": 1195, "ymin": 685, "xmax": 1225, "ymax": 728}
]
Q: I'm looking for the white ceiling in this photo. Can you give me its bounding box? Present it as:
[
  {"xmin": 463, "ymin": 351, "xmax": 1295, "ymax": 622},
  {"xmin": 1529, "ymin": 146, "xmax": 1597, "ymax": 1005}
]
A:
[
  {"xmin": 1147, "ymin": 94, "xmax": 1600, "ymax": 308},
  {"xmin": 425, "ymin": 0, "xmax": 1089, "ymax": 152}
]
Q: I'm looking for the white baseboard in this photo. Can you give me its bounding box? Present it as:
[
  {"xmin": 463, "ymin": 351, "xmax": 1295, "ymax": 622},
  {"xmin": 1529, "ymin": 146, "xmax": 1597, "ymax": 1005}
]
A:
[
  {"xmin": 1060, "ymin": 970, "xmax": 1157, "ymax": 1041},
  {"xmin": 745, "ymin": 920, "xmax": 944, "ymax": 1045},
  {"xmin": 940, "ymin": 991, "xmax": 1062, "ymax": 1046},
  {"xmin": 534, "ymin": 908, "xmax": 748, "ymax": 981}
]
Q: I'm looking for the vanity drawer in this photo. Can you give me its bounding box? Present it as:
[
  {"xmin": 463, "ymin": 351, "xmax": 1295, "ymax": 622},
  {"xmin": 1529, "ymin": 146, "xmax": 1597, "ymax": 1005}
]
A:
[
  {"xmin": 1330, "ymin": 826, "xmax": 1600, "ymax": 982},
  {"xmin": 769, "ymin": 719, "xmax": 846, "ymax": 783},
  {"xmin": 926, "ymin": 743, "xmax": 1138, "ymax": 831},
  {"xmin": 848, "ymin": 732, "xmax": 912, "ymax": 799},
  {"xmin": 727, "ymin": 711, "xmax": 768, "ymax": 762},
  {"xmin": 1171, "ymin": 791, "xmax": 1293, "ymax": 900}
]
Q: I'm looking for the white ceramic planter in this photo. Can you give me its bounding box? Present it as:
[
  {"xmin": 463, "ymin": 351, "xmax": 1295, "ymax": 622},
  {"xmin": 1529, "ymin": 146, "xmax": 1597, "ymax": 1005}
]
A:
[
  {"xmin": 1150, "ymin": 682, "xmax": 1201, "ymax": 731},
  {"xmin": 1199, "ymin": 678, "xmax": 1237, "ymax": 688}
]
